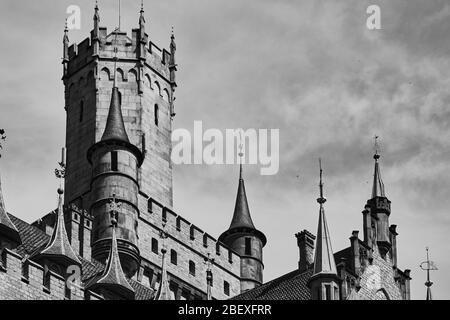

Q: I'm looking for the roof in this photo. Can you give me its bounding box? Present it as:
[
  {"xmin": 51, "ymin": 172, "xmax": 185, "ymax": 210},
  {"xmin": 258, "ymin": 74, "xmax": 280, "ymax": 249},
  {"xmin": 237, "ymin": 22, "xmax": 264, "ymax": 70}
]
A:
[
  {"xmin": 372, "ymin": 153, "xmax": 386, "ymax": 198},
  {"xmin": 32, "ymin": 190, "xmax": 81, "ymax": 267},
  {"xmin": 101, "ymin": 87, "xmax": 130, "ymax": 143},
  {"xmin": 229, "ymin": 169, "xmax": 255, "ymax": 230},
  {"xmin": 7, "ymin": 213, "xmax": 153, "ymax": 300},
  {"xmin": 312, "ymin": 204, "xmax": 337, "ymax": 277},
  {"xmin": 232, "ymin": 268, "xmax": 313, "ymax": 300}
]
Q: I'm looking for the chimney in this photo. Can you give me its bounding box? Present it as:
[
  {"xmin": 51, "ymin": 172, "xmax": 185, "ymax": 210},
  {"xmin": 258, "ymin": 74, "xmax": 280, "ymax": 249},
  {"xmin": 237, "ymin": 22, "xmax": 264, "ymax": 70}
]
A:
[
  {"xmin": 295, "ymin": 230, "xmax": 315, "ymax": 272},
  {"xmin": 350, "ymin": 230, "xmax": 360, "ymax": 275}
]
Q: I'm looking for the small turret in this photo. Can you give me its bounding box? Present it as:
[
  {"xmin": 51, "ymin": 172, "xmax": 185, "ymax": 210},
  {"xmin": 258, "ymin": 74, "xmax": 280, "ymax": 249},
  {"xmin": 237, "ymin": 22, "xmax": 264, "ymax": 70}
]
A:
[
  {"xmin": 365, "ymin": 138, "xmax": 391, "ymax": 257},
  {"xmin": 86, "ymin": 207, "xmax": 135, "ymax": 300},
  {"xmin": 32, "ymin": 188, "xmax": 81, "ymax": 271},
  {"xmin": 308, "ymin": 159, "xmax": 340, "ymax": 300},
  {"xmin": 219, "ymin": 160, "xmax": 266, "ymax": 293}
]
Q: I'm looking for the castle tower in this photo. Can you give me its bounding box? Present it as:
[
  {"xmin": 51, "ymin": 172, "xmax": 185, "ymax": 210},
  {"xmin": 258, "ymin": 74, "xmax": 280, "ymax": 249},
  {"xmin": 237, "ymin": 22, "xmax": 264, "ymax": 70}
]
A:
[
  {"xmin": 364, "ymin": 145, "xmax": 391, "ymax": 257},
  {"xmin": 86, "ymin": 206, "xmax": 135, "ymax": 300},
  {"xmin": 63, "ymin": 2, "xmax": 176, "ymax": 215},
  {"xmin": 219, "ymin": 164, "xmax": 267, "ymax": 293},
  {"xmin": 308, "ymin": 160, "xmax": 339, "ymax": 300},
  {"xmin": 87, "ymin": 39, "xmax": 143, "ymax": 277}
]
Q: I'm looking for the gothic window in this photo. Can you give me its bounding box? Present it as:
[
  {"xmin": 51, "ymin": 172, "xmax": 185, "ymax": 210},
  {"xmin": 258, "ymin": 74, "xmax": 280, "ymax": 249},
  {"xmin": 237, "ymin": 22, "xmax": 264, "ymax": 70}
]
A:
[
  {"xmin": 245, "ymin": 237, "xmax": 252, "ymax": 256},
  {"xmin": 154, "ymin": 81, "xmax": 161, "ymax": 96},
  {"xmin": 162, "ymin": 88, "xmax": 170, "ymax": 102},
  {"xmin": 100, "ymin": 67, "xmax": 110, "ymax": 81},
  {"xmin": 154, "ymin": 104, "xmax": 159, "ymax": 126},
  {"xmin": 79, "ymin": 101, "xmax": 84, "ymax": 123},
  {"xmin": 189, "ymin": 261, "xmax": 196, "ymax": 276},
  {"xmin": 111, "ymin": 151, "xmax": 118, "ymax": 171},
  {"xmin": 224, "ymin": 281, "xmax": 230, "ymax": 296},
  {"xmin": 151, "ymin": 238, "xmax": 158, "ymax": 254},
  {"xmin": 128, "ymin": 69, "xmax": 137, "ymax": 83},
  {"xmin": 116, "ymin": 68, "xmax": 124, "ymax": 82},
  {"xmin": 171, "ymin": 249, "xmax": 177, "ymax": 265}
]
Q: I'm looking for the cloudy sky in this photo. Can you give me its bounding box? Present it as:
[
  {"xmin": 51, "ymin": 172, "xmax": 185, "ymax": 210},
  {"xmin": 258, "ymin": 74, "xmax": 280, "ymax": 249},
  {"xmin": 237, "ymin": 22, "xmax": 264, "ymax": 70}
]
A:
[{"xmin": 1, "ymin": 0, "xmax": 449, "ymax": 299}]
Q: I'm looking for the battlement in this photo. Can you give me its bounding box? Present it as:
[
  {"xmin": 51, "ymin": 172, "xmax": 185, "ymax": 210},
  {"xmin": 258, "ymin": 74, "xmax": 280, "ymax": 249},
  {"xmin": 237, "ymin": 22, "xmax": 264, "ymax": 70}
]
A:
[
  {"xmin": 65, "ymin": 26, "xmax": 172, "ymax": 81},
  {"xmin": 145, "ymin": 197, "xmax": 241, "ymax": 268},
  {"xmin": 0, "ymin": 248, "xmax": 102, "ymax": 300}
]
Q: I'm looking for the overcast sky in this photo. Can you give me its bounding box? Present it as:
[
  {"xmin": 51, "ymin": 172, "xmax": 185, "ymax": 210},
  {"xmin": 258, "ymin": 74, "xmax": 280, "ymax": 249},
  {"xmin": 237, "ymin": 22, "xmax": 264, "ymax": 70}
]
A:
[{"xmin": 1, "ymin": 0, "xmax": 449, "ymax": 300}]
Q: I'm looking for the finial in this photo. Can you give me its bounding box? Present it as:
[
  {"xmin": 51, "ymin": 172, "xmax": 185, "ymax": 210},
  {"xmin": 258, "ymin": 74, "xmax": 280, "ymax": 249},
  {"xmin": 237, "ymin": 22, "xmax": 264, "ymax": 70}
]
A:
[
  {"xmin": 238, "ymin": 130, "xmax": 244, "ymax": 180},
  {"xmin": 0, "ymin": 129, "xmax": 6, "ymax": 158},
  {"xmin": 420, "ymin": 247, "xmax": 438, "ymax": 300},
  {"xmin": 64, "ymin": 19, "xmax": 68, "ymax": 33},
  {"xmin": 54, "ymin": 147, "xmax": 66, "ymax": 190},
  {"xmin": 112, "ymin": 31, "xmax": 119, "ymax": 87},
  {"xmin": 317, "ymin": 158, "xmax": 326, "ymax": 204},
  {"xmin": 373, "ymin": 135, "xmax": 380, "ymax": 160},
  {"xmin": 171, "ymin": 26, "xmax": 175, "ymax": 39},
  {"xmin": 141, "ymin": 0, "xmax": 144, "ymax": 13},
  {"xmin": 118, "ymin": 0, "xmax": 122, "ymax": 31},
  {"xmin": 109, "ymin": 193, "xmax": 121, "ymax": 225}
]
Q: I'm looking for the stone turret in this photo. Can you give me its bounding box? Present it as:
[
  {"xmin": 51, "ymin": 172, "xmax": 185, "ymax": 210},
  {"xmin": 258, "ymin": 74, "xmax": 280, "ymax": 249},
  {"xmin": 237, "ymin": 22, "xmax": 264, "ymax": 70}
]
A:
[{"xmin": 219, "ymin": 164, "xmax": 266, "ymax": 293}]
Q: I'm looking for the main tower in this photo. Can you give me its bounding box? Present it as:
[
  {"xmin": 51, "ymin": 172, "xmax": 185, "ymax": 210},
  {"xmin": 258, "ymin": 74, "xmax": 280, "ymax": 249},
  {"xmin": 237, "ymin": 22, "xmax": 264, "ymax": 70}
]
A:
[{"xmin": 63, "ymin": 2, "xmax": 177, "ymax": 213}]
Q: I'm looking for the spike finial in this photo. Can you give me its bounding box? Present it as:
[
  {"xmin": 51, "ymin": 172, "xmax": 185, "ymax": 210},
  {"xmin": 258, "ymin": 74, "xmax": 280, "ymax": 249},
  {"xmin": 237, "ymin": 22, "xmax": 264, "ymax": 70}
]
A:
[
  {"xmin": 238, "ymin": 130, "xmax": 244, "ymax": 180},
  {"xmin": 420, "ymin": 247, "xmax": 438, "ymax": 300},
  {"xmin": 317, "ymin": 158, "xmax": 326, "ymax": 204},
  {"xmin": 0, "ymin": 129, "xmax": 6, "ymax": 158},
  {"xmin": 374, "ymin": 135, "xmax": 380, "ymax": 160}
]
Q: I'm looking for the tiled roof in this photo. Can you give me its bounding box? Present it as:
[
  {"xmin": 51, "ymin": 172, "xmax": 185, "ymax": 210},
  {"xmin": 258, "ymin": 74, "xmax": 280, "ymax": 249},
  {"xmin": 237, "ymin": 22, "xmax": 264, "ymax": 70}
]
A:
[
  {"xmin": 232, "ymin": 268, "xmax": 313, "ymax": 300},
  {"xmin": 7, "ymin": 213, "xmax": 153, "ymax": 300}
]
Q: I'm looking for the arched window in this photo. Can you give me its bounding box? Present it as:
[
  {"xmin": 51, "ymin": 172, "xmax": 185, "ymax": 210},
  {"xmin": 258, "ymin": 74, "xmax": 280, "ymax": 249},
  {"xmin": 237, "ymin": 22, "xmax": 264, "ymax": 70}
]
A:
[
  {"xmin": 116, "ymin": 68, "xmax": 125, "ymax": 82},
  {"xmin": 128, "ymin": 69, "xmax": 137, "ymax": 83},
  {"xmin": 100, "ymin": 67, "xmax": 110, "ymax": 81},
  {"xmin": 162, "ymin": 89, "xmax": 170, "ymax": 102},
  {"xmin": 145, "ymin": 74, "xmax": 152, "ymax": 88},
  {"xmin": 154, "ymin": 81, "xmax": 161, "ymax": 96},
  {"xmin": 154, "ymin": 104, "xmax": 159, "ymax": 126}
]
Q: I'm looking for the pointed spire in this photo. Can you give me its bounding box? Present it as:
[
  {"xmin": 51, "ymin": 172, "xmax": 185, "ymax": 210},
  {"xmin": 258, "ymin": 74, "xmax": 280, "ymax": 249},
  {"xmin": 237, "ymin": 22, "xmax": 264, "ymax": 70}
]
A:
[
  {"xmin": 139, "ymin": 0, "xmax": 145, "ymax": 24},
  {"xmin": 170, "ymin": 27, "xmax": 176, "ymax": 66},
  {"xmin": 0, "ymin": 174, "xmax": 21, "ymax": 246},
  {"xmin": 312, "ymin": 159, "xmax": 337, "ymax": 277},
  {"xmin": 0, "ymin": 129, "xmax": 20, "ymax": 246},
  {"xmin": 88, "ymin": 197, "xmax": 135, "ymax": 299},
  {"xmin": 154, "ymin": 224, "xmax": 173, "ymax": 300},
  {"xmin": 100, "ymin": 42, "xmax": 130, "ymax": 144},
  {"xmin": 228, "ymin": 136, "xmax": 255, "ymax": 230},
  {"xmin": 94, "ymin": 0, "xmax": 100, "ymax": 22},
  {"xmin": 36, "ymin": 188, "xmax": 81, "ymax": 266},
  {"xmin": 372, "ymin": 135, "xmax": 385, "ymax": 198}
]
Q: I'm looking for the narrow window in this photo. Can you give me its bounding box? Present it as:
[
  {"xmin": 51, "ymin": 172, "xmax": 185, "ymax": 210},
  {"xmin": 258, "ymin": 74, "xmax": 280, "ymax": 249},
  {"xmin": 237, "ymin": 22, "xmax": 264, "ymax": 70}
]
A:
[
  {"xmin": 152, "ymin": 238, "xmax": 158, "ymax": 254},
  {"xmin": 162, "ymin": 210, "xmax": 167, "ymax": 222},
  {"xmin": 203, "ymin": 234, "xmax": 208, "ymax": 248},
  {"xmin": 171, "ymin": 249, "xmax": 177, "ymax": 265},
  {"xmin": 111, "ymin": 151, "xmax": 118, "ymax": 171},
  {"xmin": 334, "ymin": 286, "xmax": 339, "ymax": 300},
  {"xmin": 215, "ymin": 242, "xmax": 221, "ymax": 256},
  {"xmin": 154, "ymin": 104, "xmax": 159, "ymax": 126},
  {"xmin": 176, "ymin": 217, "xmax": 181, "ymax": 231},
  {"xmin": 79, "ymin": 101, "xmax": 84, "ymax": 123},
  {"xmin": 143, "ymin": 267, "xmax": 153, "ymax": 287},
  {"xmin": 325, "ymin": 284, "xmax": 332, "ymax": 300},
  {"xmin": 228, "ymin": 250, "xmax": 233, "ymax": 264},
  {"xmin": 189, "ymin": 261, "xmax": 196, "ymax": 276},
  {"xmin": 148, "ymin": 199, "xmax": 153, "ymax": 213},
  {"xmin": 190, "ymin": 226, "xmax": 195, "ymax": 240},
  {"xmin": 245, "ymin": 237, "xmax": 252, "ymax": 256},
  {"xmin": 224, "ymin": 281, "xmax": 230, "ymax": 296}
]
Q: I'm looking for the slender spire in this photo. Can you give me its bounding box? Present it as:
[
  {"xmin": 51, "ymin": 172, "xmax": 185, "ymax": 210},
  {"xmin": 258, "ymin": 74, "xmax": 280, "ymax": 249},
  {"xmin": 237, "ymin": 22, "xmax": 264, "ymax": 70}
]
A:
[
  {"xmin": 94, "ymin": 0, "xmax": 100, "ymax": 22},
  {"xmin": 372, "ymin": 135, "xmax": 385, "ymax": 198},
  {"xmin": 36, "ymin": 188, "xmax": 81, "ymax": 266},
  {"xmin": 0, "ymin": 130, "xmax": 21, "ymax": 246},
  {"xmin": 154, "ymin": 224, "xmax": 173, "ymax": 300},
  {"xmin": 420, "ymin": 247, "xmax": 438, "ymax": 300},
  {"xmin": 100, "ymin": 38, "xmax": 130, "ymax": 143},
  {"xmin": 312, "ymin": 159, "xmax": 337, "ymax": 277},
  {"xmin": 227, "ymin": 131, "xmax": 255, "ymax": 230},
  {"xmin": 139, "ymin": 0, "xmax": 145, "ymax": 24},
  {"xmin": 88, "ymin": 195, "xmax": 134, "ymax": 299},
  {"xmin": 63, "ymin": 19, "xmax": 69, "ymax": 63}
]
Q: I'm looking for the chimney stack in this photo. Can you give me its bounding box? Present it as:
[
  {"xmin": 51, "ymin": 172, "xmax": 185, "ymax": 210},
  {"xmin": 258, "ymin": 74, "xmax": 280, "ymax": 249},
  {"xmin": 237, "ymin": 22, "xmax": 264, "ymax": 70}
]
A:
[{"xmin": 295, "ymin": 230, "xmax": 315, "ymax": 272}]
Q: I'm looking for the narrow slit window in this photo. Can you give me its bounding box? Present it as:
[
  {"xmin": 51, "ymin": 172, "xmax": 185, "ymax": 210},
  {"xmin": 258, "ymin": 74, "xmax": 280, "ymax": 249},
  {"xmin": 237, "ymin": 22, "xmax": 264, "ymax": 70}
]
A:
[
  {"xmin": 325, "ymin": 284, "xmax": 332, "ymax": 300},
  {"xmin": 171, "ymin": 249, "xmax": 177, "ymax": 265},
  {"xmin": 111, "ymin": 151, "xmax": 118, "ymax": 171},
  {"xmin": 189, "ymin": 261, "xmax": 196, "ymax": 276},
  {"xmin": 79, "ymin": 101, "xmax": 84, "ymax": 123},
  {"xmin": 152, "ymin": 238, "xmax": 158, "ymax": 254},
  {"xmin": 224, "ymin": 281, "xmax": 230, "ymax": 296},
  {"xmin": 245, "ymin": 237, "xmax": 252, "ymax": 256},
  {"xmin": 154, "ymin": 104, "xmax": 159, "ymax": 126}
]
